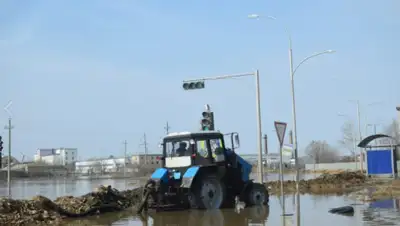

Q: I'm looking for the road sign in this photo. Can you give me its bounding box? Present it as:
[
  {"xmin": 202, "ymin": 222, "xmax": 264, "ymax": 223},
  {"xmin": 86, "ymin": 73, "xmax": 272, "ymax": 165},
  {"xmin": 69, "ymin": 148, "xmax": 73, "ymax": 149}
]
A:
[{"xmin": 274, "ymin": 121, "xmax": 287, "ymax": 146}]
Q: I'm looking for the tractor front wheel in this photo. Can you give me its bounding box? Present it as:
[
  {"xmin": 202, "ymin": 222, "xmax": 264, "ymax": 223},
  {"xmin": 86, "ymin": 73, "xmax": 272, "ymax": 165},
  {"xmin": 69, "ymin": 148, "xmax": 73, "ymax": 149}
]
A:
[{"xmin": 193, "ymin": 175, "xmax": 226, "ymax": 209}]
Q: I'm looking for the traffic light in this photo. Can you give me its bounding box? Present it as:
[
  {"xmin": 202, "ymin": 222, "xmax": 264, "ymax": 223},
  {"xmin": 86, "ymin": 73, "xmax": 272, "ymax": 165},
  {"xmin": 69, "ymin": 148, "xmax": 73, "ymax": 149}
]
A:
[
  {"xmin": 182, "ymin": 81, "xmax": 205, "ymax": 90},
  {"xmin": 201, "ymin": 111, "xmax": 214, "ymax": 131}
]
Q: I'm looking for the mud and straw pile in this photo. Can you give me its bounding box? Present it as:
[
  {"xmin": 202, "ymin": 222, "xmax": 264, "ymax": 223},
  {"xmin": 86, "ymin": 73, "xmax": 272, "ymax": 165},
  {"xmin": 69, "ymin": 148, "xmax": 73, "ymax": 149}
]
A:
[
  {"xmin": 266, "ymin": 171, "xmax": 367, "ymax": 194},
  {"xmin": 0, "ymin": 185, "xmax": 143, "ymax": 225}
]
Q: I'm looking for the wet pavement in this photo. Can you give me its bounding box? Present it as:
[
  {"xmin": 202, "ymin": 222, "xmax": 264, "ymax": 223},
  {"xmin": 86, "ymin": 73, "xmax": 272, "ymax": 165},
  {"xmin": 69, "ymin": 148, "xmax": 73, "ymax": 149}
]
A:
[{"xmin": 1, "ymin": 175, "xmax": 400, "ymax": 225}]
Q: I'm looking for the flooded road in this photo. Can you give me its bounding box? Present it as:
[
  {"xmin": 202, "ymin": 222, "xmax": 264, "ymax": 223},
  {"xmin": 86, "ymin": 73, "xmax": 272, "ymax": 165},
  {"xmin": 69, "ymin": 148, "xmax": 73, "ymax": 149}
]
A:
[
  {"xmin": 1, "ymin": 174, "xmax": 399, "ymax": 225},
  {"xmin": 0, "ymin": 173, "xmax": 317, "ymax": 200},
  {"xmin": 59, "ymin": 195, "xmax": 400, "ymax": 226}
]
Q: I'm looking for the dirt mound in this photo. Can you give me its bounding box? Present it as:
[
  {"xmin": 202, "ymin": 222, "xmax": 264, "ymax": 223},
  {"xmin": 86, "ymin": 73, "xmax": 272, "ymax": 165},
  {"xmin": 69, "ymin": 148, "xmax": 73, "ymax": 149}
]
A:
[
  {"xmin": 315, "ymin": 171, "xmax": 365, "ymax": 184},
  {"xmin": 266, "ymin": 171, "xmax": 366, "ymax": 194},
  {"xmin": 0, "ymin": 185, "xmax": 144, "ymax": 226}
]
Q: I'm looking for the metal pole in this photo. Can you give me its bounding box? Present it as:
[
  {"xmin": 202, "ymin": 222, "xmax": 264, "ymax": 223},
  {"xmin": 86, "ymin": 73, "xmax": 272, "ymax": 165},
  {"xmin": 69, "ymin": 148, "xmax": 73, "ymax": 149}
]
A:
[
  {"xmin": 255, "ymin": 70, "xmax": 264, "ymax": 184},
  {"xmin": 356, "ymin": 101, "xmax": 363, "ymax": 172},
  {"xmin": 352, "ymin": 129, "xmax": 358, "ymax": 169},
  {"xmin": 289, "ymin": 41, "xmax": 301, "ymax": 226},
  {"xmin": 7, "ymin": 118, "xmax": 11, "ymax": 198},
  {"xmin": 264, "ymin": 134, "xmax": 268, "ymax": 180},
  {"xmin": 123, "ymin": 140, "xmax": 127, "ymax": 177},
  {"xmin": 279, "ymin": 144, "xmax": 286, "ymax": 226}
]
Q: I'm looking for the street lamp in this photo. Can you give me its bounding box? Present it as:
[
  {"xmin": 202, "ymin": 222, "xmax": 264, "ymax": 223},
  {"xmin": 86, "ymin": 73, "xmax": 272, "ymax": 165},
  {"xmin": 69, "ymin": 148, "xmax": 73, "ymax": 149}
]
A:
[
  {"xmin": 182, "ymin": 70, "xmax": 264, "ymax": 184},
  {"xmin": 248, "ymin": 13, "xmax": 335, "ymax": 226}
]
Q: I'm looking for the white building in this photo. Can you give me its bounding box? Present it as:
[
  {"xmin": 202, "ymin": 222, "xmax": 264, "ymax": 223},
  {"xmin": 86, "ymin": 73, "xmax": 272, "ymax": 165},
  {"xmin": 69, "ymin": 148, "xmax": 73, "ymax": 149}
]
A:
[
  {"xmin": 33, "ymin": 148, "xmax": 78, "ymax": 166},
  {"xmin": 75, "ymin": 157, "xmax": 128, "ymax": 174},
  {"xmin": 75, "ymin": 154, "xmax": 163, "ymax": 174}
]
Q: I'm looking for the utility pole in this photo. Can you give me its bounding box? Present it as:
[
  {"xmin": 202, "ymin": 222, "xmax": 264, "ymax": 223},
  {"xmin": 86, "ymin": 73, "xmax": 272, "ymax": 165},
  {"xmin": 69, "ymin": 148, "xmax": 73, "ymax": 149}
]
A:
[
  {"xmin": 123, "ymin": 140, "xmax": 127, "ymax": 177},
  {"xmin": 4, "ymin": 101, "xmax": 13, "ymax": 199},
  {"xmin": 356, "ymin": 101, "xmax": 363, "ymax": 172},
  {"xmin": 140, "ymin": 133, "xmax": 149, "ymax": 164},
  {"xmin": 164, "ymin": 122, "xmax": 171, "ymax": 135}
]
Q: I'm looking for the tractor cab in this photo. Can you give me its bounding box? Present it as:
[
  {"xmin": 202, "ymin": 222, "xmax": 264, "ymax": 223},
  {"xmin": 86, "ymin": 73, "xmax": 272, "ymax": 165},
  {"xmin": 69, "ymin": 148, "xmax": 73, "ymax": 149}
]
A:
[{"xmin": 160, "ymin": 131, "xmax": 238, "ymax": 170}]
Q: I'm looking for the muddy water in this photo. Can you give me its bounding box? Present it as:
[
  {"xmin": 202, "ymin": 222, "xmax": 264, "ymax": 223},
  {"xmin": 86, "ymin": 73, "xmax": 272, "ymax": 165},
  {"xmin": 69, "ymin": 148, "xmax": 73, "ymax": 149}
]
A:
[
  {"xmin": 1, "ymin": 175, "xmax": 400, "ymax": 225},
  {"xmin": 0, "ymin": 173, "xmax": 317, "ymax": 200},
  {"xmin": 61, "ymin": 195, "xmax": 400, "ymax": 226}
]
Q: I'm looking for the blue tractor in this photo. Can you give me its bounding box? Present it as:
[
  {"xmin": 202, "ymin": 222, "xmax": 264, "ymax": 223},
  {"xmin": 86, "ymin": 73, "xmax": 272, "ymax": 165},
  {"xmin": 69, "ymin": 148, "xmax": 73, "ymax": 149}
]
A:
[{"xmin": 137, "ymin": 131, "xmax": 269, "ymax": 212}]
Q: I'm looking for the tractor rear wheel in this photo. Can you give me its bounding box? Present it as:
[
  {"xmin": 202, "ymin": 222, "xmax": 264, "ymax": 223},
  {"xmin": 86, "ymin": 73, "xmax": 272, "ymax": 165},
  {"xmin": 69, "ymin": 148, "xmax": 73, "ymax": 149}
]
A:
[
  {"xmin": 246, "ymin": 183, "xmax": 269, "ymax": 206},
  {"xmin": 193, "ymin": 175, "xmax": 226, "ymax": 209}
]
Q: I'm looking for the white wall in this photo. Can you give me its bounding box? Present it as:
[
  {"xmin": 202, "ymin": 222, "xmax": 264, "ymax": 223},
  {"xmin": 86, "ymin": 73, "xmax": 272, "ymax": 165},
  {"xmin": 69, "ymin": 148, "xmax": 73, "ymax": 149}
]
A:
[
  {"xmin": 305, "ymin": 162, "xmax": 366, "ymax": 171},
  {"xmin": 40, "ymin": 155, "xmax": 61, "ymax": 165},
  {"xmin": 75, "ymin": 158, "xmax": 129, "ymax": 174}
]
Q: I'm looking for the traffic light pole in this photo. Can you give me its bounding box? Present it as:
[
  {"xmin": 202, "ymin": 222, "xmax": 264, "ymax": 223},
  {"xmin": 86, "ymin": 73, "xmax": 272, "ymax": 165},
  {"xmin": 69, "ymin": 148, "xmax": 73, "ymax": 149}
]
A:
[{"xmin": 183, "ymin": 70, "xmax": 264, "ymax": 184}]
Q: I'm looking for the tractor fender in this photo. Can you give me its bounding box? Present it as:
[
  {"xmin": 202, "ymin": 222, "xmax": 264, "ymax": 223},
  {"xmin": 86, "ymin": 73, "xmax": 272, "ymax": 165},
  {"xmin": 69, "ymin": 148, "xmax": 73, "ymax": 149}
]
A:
[
  {"xmin": 181, "ymin": 165, "xmax": 219, "ymax": 188},
  {"xmin": 150, "ymin": 168, "xmax": 169, "ymax": 183}
]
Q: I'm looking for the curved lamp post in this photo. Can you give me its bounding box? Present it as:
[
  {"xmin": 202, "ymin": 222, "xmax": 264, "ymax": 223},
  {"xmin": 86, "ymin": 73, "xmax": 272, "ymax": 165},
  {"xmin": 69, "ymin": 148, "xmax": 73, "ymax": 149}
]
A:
[{"xmin": 248, "ymin": 13, "xmax": 335, "ymax": 226}]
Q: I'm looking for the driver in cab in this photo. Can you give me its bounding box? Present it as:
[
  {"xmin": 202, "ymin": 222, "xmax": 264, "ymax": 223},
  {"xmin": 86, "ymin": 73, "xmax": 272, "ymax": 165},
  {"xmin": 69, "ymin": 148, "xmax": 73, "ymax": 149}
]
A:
[{"xmin": 176, "ymin": 142, "xmax": 188, "ymax": 156}]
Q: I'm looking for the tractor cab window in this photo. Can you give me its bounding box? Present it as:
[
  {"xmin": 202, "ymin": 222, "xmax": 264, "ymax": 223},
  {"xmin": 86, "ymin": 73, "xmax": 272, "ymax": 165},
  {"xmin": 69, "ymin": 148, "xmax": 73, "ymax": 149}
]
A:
[
  {"xmin": 210, "ymin": 138, "xmax": 224, "ymax": 157},
  {"xmin": 196, "ymin": 139, "xmax": 209, "ymax": 158},
  {"xmin": 196, "ymin": 138, "xmax": 224, "ymax": 159},
  {"xmin": 165, "ymin": 140, "xmax": 191, "ymax": 157}
]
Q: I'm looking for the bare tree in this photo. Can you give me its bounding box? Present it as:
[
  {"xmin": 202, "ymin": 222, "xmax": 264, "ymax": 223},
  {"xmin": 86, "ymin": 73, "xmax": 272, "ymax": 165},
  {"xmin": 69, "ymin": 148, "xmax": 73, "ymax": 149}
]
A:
[
  {"xmin": 305, "ymin": 140, "xmax": 340, "ymax": 163},
  {"xmin": 384, "ymin": 119, "xmax": 400, "ymax": 143},
  {"xmin": 338, "ymin": 120, "xmax": 356, "ymax": 156}
]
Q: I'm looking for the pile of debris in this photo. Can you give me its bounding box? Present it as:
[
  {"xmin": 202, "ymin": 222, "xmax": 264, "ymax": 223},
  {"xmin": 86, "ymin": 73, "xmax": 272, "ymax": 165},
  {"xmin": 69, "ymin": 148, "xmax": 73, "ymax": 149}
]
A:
[
  {"xmin": 315, "ymin": 171, "xmax": 366, "ymax": 184},
  {"xmin": 0, "ymin": 185, "xmax": 143, "ymax": 226},
  {"xmin": 266, "ymin": 171, "xmax": 367, "ymax": 194}
]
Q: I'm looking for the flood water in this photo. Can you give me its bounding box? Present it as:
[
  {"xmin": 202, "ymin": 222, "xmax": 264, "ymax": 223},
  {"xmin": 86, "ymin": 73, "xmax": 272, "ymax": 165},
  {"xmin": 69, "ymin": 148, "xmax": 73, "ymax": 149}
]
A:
[{"xmin": 0, "ymin": 174, "xmax": 399, "ymax": 225}]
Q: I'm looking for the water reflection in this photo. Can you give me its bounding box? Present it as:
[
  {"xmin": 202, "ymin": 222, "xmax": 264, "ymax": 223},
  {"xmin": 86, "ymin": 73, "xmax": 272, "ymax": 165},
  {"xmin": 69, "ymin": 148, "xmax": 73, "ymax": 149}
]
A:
[
  {"xmin": 61, "ymin": 207, "xmax": 269, "ymax": 226},
  {"xmin": 0, "ymin": 178, "xmax": 137, "ymax": 199},
  {"xmin": 362, "ymin": 199, "xmax": 400, "ymax": 225}
]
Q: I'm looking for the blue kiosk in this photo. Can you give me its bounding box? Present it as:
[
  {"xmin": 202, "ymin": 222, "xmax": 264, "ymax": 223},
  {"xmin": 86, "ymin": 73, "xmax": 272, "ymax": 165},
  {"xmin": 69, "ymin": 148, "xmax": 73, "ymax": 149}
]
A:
[{"xmin": 358, "ymin": 134, "xmax": 399, "ymax": 178}]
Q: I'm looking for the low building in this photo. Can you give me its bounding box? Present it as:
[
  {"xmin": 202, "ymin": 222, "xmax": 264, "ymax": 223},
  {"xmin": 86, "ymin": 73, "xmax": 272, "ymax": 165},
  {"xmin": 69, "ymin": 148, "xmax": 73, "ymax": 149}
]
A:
[
  {"xmin": 33, "ymin": 148, "xmax": 78, "ymax": 166},
  {"xmin": 75, "ymin": 157, "xmax": 131, "ymax": 174}
]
